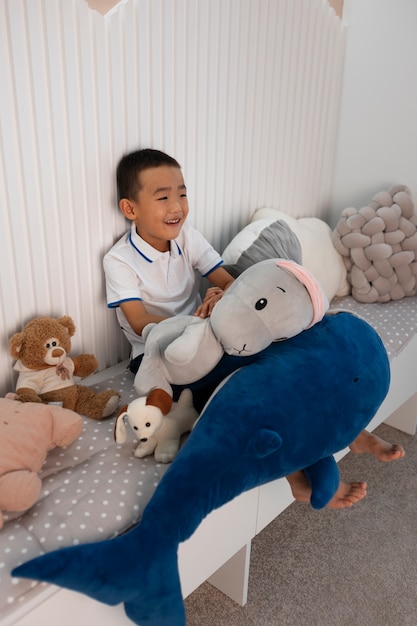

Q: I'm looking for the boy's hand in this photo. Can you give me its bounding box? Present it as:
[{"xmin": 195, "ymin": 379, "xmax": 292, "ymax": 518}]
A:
[{"xmin": 194, "ymin": 287, "xmax": 224, "ymax": 318}]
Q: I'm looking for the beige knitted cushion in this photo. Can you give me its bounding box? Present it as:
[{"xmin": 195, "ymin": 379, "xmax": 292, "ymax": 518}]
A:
[{"xmin": 332, "ymin": 185, "xmax": 417, "ymax": 303}]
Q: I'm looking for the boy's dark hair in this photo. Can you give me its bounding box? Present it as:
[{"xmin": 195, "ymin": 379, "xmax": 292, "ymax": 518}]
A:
[{"xmin": 116, "ymin": 149, "xmax": 181, "ymax": 201}]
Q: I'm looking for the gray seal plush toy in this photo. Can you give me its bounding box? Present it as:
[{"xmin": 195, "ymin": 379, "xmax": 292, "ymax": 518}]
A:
[{"xmin": 130, "ymin": 258, "xmax": 328, "ymax": 441}]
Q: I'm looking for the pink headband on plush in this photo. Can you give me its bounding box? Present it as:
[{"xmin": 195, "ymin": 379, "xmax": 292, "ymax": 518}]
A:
[{"xmin": 275, "ymin": 259, "xmax": 329, "ymax": 328}]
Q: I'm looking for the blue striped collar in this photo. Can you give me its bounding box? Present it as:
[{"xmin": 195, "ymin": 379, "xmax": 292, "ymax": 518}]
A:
[{"xmin": 128, "ymin": 225, "xmax": 182, "ymax": 262}]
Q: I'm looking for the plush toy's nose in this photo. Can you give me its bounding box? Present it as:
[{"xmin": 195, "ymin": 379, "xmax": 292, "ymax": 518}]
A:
[
  {"xmin": 52, "ymin": 348, "xmax": 65, "ymax": 358},
  {"xmin": 140, "ymin": 437, "xmax": 148, "ymax": 442}
]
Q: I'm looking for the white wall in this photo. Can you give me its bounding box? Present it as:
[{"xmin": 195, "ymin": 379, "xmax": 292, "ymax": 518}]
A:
[
  {"xmin": 4, "ymin": 0, "xmax": 415, "ymax": 397},
  {"xmin": 329, "ymin": 0, "xmax": 417, "ymax": 225},
  {"xmin": 0, "ymin": 0, "xmax": 345, "ymax": 395}
]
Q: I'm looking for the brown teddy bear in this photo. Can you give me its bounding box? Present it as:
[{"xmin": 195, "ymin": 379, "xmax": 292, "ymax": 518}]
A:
[
  {"xmin": 0, "ymin": 397, "xmax": 83, "ymax": 528},
  {"xmin": 9, "ymin": 316, "xmax": 120, "ymax": 420}
]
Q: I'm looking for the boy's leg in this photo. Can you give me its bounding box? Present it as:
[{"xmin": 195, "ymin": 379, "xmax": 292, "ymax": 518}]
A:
[
  {"xmin": 349, "ymin": 430, "xmax": 405, "ymax": 461},
  {"xmin": 129, "ymin": 354, "xmax": 143, "ymax": 374},
  {"xmin": 184, "ymin": 353, "xmax": 258, "ymax": 412},
  {"xmin": 287, "ymin": 429, "xmax": 405, "ymax": 508},
  {"xmin": 286, "ymin": 471, "xmax": 367, "ymax": 509}
]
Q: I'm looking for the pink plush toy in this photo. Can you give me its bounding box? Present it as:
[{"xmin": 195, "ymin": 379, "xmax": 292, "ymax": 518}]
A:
[{"xmin": 0, "ymin": 397, "xmax": 83, "ymax": 529}]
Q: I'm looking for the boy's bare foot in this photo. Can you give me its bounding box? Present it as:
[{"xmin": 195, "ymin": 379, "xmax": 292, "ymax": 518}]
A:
[
  {"xmin": 325, "ymin": 481, "xmax": 367, "ymax": 508},
  {"xmin": 287, "ymin": 471, "xmax": 367, "ymax": 509},
  {"xmin": 349, "ymin": 430, "xmax": 405, "ymax": 462}
]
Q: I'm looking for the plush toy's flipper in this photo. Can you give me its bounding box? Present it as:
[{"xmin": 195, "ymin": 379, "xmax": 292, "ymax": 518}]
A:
[
  {"xmin": 164, "ymin": 319, "xmax": 222, "ymax": 368},
  {"xmin": 13, "ymin": 527, "xmax": 185, "ymax": 626},
  {"xmin": 249, "ymin": 428, "xmax": 283, "ymax": 458},
  {"xmin": 303, "ymin": 456, "xmax": 340, "ymax": 510},
  {"xmin": 124, "ymin": 576, "xmax": 185, "ymax": 626},
  {"xmin": 13, "ymin": 538, "xmax": 134, "ymax": 606}
]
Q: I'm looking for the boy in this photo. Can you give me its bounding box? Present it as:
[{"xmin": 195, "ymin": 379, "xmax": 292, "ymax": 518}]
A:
[
  {"xmin": 104, "ymin": 148, "xmax": 404, "ymax": 508},
  {"xmin": 103, "ymin": 148, "xmax": 234, "ymax": 375}
]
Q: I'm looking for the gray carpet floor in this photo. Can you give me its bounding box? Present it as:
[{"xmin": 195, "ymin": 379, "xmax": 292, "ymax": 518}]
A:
[{"xmin": 185, "ymin": 423, "xmax": 417, "ymax": 626}]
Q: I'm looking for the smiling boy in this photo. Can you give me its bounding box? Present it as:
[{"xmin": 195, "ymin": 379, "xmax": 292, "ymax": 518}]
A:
[{"xmin": 103, "ymin": 148, "xmax": 234, "ymax": 373}]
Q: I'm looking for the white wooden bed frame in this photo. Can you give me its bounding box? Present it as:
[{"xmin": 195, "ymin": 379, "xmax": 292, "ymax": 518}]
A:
[{"xmin": 3, "ymin": 319, "xmax": 416, "ymax": 626}]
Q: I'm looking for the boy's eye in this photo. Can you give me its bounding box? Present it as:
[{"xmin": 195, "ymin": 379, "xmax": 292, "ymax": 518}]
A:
[{"xmin": 157, "ymin": 196, "xmax": 168, "ymax": 201}]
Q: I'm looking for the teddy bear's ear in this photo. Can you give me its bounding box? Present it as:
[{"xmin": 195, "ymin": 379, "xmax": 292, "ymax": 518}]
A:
[
  {"xmin": 57, "ymin": 316, "xmax": 76, "ymax": 337},
  {"xmin": 9, "ymin": 332, "xmax": 23, "ymax": 358}
]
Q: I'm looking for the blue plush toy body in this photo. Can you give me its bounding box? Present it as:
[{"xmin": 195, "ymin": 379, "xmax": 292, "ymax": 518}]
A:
[{"xmin": 13, "ymin": 312, "xmax": 390, "ymax": 626}]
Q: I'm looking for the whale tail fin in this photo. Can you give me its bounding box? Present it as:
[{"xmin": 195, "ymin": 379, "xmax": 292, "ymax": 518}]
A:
[
  {"xmin": 12, "ymin": 526, "xmax": 185, "ymax": 626},
  {"xmin": 125, "ymin": 592, "xmax": 185, "ymax": 626}
]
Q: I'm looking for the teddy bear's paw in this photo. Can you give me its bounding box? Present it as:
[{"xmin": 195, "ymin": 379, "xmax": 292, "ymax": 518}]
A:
[
  {"xmin": 17, "ymin": 393, "xmax": 42, "ymax": 404},
  {"xmin": 5, "ymin": 392, "xmax": 19, "ymax": 400},
  {"xmin": 101, "ymin": 393, "xmax": 121, "ymax": 418}
]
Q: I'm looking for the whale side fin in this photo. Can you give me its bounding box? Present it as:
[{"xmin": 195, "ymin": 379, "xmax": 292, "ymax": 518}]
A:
[
  {"xmin": 249, "ymin": 428, "xmax": 283, "ymax": 458},
  {"xmin": 303, "ymin": 455, "xmax": 340, "ymax": 509}
]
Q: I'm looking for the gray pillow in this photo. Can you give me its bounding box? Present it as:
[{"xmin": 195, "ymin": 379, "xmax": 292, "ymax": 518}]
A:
[{"xmin": 223, "ymin": 219, "xmax": 302, "ymax": 278}]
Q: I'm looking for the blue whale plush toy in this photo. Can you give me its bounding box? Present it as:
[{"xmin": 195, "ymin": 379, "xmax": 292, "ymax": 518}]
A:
[{"xmin": 12, "ymin": 309, "xmax": 390, "ymax": 626}]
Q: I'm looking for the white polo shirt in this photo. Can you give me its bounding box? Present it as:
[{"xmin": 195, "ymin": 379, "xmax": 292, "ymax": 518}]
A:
[{"xmin": 103, "ymin": 222, "xmax": 224, "ymax": 358}]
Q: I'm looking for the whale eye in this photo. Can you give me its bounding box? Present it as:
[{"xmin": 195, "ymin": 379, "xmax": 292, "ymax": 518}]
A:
[{"xmin": 255, "ymin": 298, "xmax": 267, "ymax": 310}]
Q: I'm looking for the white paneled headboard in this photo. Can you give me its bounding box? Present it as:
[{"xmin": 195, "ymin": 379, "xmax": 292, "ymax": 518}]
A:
[{"xmin": 0, "ymin": 0, "xmax": 345, "ymax": 395}]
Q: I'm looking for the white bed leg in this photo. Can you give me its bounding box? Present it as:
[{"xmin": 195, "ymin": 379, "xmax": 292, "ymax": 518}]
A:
[
  {"xmin": 384, "ymin": 392, "xmax": 417, "ymax": 435},
  {"xmin": 207, "ymin": 541, "xmax": 251, "ymax": 606}
]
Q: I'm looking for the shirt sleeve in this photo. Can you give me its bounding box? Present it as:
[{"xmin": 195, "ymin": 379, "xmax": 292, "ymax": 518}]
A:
[
  {"xmin": 184, "ymin": 226, "xmax": 224, "ymax": 277},
  {"xmin": 103, "ymin": 253, "xmax": 142, "ymax": 307}
]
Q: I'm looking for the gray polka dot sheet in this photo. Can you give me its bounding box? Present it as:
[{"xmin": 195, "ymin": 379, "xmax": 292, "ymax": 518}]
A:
[
  {"xmin": 1, "ymin": 296, "xmax": 416, "ymax": 619},
  {"xmin": 0, "ymin": 366, "xmax": 170, "ymax": 621},
  {"xmin": 330, "ymin": 295, "xmax": 417, "ymax": 359}
]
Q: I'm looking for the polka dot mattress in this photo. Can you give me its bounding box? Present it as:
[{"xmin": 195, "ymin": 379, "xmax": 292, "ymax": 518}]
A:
[
  {"xmin": 330, "ymin": 294, "xmax": 417, "ymax": 359},
  {"xmin": 0, "ymin": 367, "xmax": 170, "ymax": 621},
  {"xmin": 1, "ymin": 296, "xmax": 416, "ymax": 620}
]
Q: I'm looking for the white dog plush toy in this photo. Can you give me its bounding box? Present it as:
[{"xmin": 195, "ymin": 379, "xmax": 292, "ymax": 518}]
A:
[
  {"xmin": 114, "ymin": 389, "xmax": 198, "ymax": 463},
  {"xmin": 131, "ymin": 258, "xmax": 329, "ymax": 437}
]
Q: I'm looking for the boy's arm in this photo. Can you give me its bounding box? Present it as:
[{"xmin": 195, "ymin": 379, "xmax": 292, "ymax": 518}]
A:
[
  {"xmin": 120, "ymin": 300, "xmax": 168, "ymax": 337},
  {"xmin": 207, "ymin": 266, "xmax": 235, "ymax": 291},
  {"xmin": 195, "ymin": 267, "xmax": 234, "ymax": 318}
]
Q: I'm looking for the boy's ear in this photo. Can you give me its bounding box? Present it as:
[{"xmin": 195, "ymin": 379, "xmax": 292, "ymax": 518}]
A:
[{"xmin": 119, "ymin": 198, "xmax": 136, "ymax": 220}]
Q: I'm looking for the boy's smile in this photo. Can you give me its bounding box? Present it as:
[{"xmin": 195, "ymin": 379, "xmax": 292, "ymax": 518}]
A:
[{"xmin": 120, "ymin": 165, "xmax": 189, "ymax": 252}]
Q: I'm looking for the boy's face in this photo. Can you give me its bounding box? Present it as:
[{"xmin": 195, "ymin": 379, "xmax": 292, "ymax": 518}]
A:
[{"xmin": 120, "ymin": 165, "xmax": 189, "ymax": 252}]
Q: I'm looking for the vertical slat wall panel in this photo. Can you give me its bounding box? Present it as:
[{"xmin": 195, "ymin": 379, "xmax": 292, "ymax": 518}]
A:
[{"xmin": 0, "ymin": 0, "xmax": 345, "ymax": 394}]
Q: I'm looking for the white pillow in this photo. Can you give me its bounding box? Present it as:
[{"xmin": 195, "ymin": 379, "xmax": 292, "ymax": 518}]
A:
[{"xmin": 223, "ymin": 209, "xmax": 349, "ymax": 302}]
